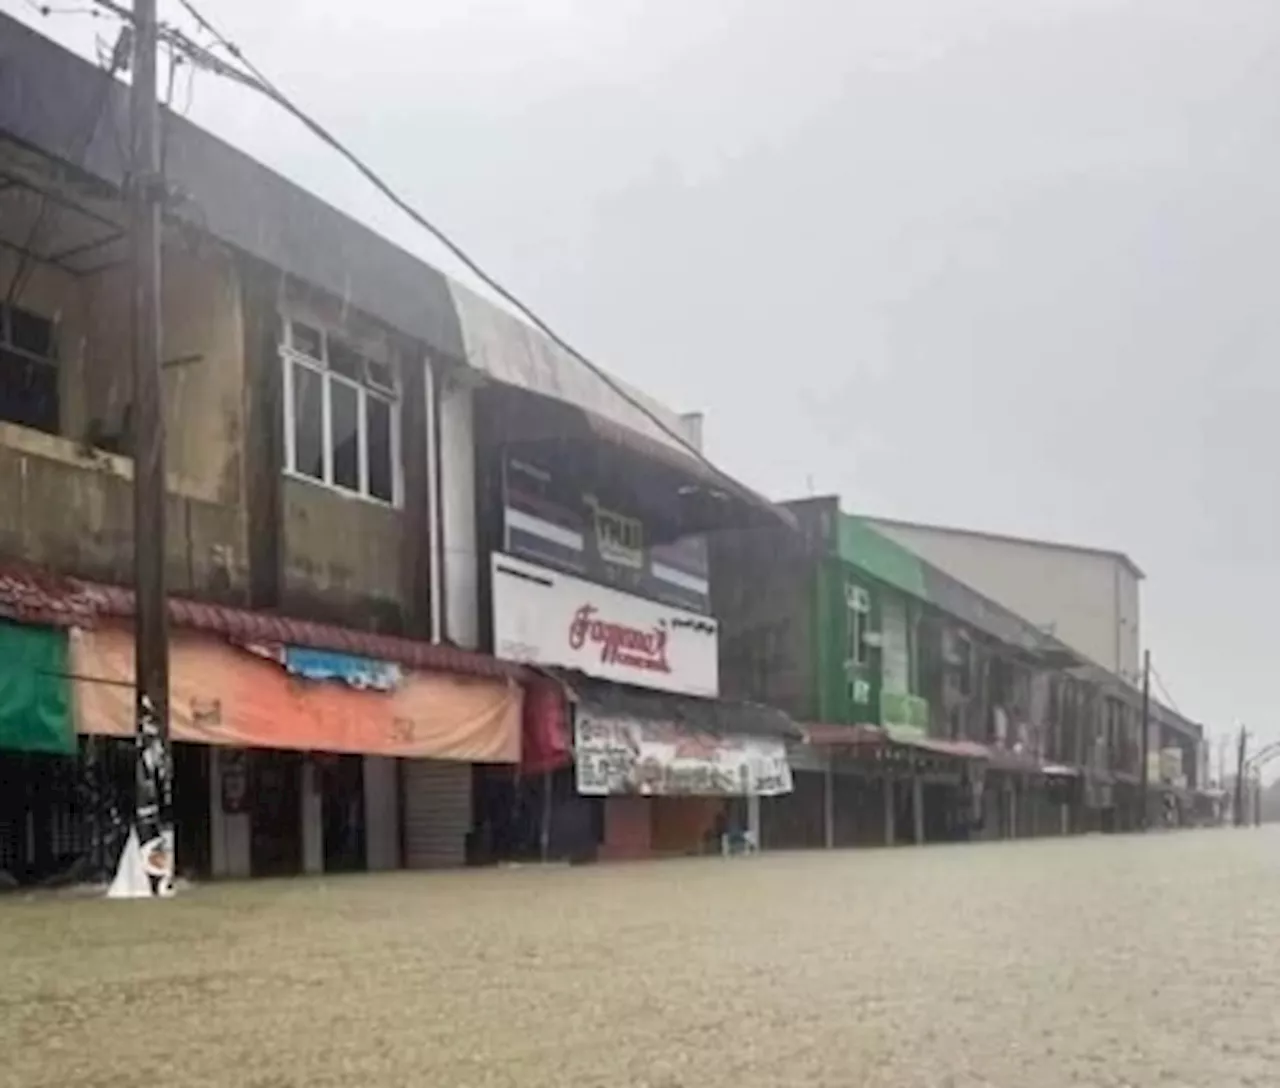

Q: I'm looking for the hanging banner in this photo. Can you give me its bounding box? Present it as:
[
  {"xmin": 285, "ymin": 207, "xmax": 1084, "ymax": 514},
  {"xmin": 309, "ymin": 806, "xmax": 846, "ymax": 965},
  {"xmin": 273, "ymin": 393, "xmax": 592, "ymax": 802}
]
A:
[
  {"xmin": 0, "ymin": 620, "xmax": 74, "ymax": 755},
  {"xmin": 492, "ymin": 552, "xmax": 719, "ymax": 698},
  {"xmin": 71, "ymin": 625, "xmax": 521, "ymax": 763},
  {"xmin": 574, "ymin": 713, "xmax": 792, "ymax": 797}
]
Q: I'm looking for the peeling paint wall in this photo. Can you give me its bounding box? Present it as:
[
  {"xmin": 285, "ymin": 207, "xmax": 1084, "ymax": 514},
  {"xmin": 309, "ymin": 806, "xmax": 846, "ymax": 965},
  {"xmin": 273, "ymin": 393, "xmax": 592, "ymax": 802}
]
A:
[
  {"xmin": 0, "ymin": 239, "xmax": 249, "ymax": 599},
  {"xmin": 280, "ymin": 478, "xmax": 407, "ymax": 630}
]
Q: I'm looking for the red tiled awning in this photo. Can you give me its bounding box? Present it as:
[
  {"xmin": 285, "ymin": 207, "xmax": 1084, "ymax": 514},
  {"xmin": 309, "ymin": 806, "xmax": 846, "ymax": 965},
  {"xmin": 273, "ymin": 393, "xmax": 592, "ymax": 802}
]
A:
[
  {"xmin": 0, "ymin": 564, "xmax": 525, "ymax": 683},
  {"xmin": 0, "ymin": 563, "xmax": 98, "ymax": 628},
  {"xmin": 803, "ymin": 722, "xmax": 885, "ymax": 747},
  {"xmin": 902, "ymin": 736, "xmax": 992, "ymax": 760}
]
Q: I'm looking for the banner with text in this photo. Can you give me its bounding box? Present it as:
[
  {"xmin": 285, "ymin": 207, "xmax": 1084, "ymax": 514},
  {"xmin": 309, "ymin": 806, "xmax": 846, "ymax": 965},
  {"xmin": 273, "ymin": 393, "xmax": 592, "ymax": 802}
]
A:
[
  {"xmin": 491, "ymin": 552, "xmax": 719, "ymax": 697},
  {"xmin": 574, "ymin": 713, "xmax": 793, "ymax": 797},
  {"xmin": 72, "ymin": 624, "xmax": 521, "ymax": 763}
]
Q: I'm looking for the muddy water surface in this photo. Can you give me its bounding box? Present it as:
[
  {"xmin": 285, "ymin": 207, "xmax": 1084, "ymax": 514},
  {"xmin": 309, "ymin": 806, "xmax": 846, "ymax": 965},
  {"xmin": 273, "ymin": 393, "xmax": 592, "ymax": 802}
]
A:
[{"xmin": 1, "ymin": 828, "xmax": 1277, "ymax": 1087}]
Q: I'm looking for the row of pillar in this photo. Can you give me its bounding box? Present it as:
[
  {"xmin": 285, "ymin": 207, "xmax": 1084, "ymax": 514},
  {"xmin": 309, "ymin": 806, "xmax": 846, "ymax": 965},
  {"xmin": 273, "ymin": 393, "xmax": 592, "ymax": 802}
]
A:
[{"xmin": 813, "ymin": 762, "xmax": 1066, "ymax": 847}]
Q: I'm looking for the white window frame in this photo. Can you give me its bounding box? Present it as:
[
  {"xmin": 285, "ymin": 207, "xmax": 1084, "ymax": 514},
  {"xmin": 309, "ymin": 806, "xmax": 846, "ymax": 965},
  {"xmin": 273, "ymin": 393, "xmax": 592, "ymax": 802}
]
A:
[
  {"xmin": 280, "ymin": 314, "xmax": 402, "ymax": 507},
  {"xmin": 845, "ymin": 583, "xmax": 870, "ymax": 669}
]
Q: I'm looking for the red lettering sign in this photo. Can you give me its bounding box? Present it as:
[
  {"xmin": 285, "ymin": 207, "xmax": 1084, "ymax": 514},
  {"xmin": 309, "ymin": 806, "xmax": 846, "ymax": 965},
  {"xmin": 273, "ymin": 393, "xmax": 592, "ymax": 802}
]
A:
[{"xmin": 567, "ymin": 604, "xmax": 671, "ymax": 674}]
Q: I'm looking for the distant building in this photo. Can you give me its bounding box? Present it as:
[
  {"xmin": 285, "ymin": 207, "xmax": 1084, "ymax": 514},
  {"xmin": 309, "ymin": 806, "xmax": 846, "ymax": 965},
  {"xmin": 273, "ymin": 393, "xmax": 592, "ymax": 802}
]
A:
[{"xmin": 862, "ymin": 518, "xmax": 1143, "ymax": 685}]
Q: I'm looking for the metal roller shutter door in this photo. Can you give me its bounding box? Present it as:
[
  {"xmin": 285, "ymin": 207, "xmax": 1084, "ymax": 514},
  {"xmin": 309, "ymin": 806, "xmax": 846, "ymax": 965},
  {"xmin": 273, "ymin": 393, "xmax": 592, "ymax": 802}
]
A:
[{"xmin": 402, "ymin": 759, "xmax": 472, "ymax": 869}]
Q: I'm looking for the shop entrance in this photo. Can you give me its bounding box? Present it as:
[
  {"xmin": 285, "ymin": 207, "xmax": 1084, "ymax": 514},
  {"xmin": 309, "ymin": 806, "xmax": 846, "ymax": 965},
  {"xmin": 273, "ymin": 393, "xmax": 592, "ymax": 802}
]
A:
[
  {"xmin": 172, "ymin": 742, "xmax": 211, "ymax": 878},
  {"xmin": 249, "ymin": 749, "xmax": 303, "ymax": 877},
  {"xmin": 320, "ymin": 754, "xmax": 366, "ymax": 873}
]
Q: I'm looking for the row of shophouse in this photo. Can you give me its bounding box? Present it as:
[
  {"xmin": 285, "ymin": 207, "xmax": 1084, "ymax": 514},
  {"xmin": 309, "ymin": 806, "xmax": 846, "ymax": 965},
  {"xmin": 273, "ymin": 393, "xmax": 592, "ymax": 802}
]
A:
[{"xmin": 0, "ymin": 15, "xmax": 1211, "ymax": 885}]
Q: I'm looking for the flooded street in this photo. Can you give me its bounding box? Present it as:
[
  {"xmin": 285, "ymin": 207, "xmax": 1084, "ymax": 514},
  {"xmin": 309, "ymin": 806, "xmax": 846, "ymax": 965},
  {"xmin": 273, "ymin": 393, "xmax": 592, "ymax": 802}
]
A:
[{"xmin": 2, "ymin": 829, "xmax": 1278, "ymax": 1088}]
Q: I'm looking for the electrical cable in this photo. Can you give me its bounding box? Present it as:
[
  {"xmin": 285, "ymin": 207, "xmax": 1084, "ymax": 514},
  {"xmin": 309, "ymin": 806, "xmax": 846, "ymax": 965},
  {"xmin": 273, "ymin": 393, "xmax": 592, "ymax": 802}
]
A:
[
  {"xmin": 1150, "ymin": 663, "xmax": 1183, "ymax": 717},
  {"xmin": 151, "ymin": 0, "xmax": 780, "ymax": 515}
]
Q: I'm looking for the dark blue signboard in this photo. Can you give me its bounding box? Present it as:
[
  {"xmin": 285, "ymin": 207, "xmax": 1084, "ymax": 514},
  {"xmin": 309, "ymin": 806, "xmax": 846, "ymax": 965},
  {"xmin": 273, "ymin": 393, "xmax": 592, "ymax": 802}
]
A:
[{"xmin": 501, "ymin": 455, "xmax": 711, "ymax": 614}]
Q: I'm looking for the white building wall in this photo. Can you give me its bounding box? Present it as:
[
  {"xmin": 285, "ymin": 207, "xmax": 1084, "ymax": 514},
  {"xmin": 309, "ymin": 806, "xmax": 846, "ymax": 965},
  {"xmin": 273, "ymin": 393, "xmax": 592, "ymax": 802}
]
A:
[
  {"xmin": 438, "ymin": 375, "xmax": 479, "ymax": 650},
  {"xmin": 865, "ymin": 522, "xmax": 1142, "ymax": 683}
]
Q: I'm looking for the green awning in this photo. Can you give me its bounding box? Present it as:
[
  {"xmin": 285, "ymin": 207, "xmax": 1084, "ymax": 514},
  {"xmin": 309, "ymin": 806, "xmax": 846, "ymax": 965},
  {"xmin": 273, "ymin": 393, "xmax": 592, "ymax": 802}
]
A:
[{"xmin": 0, "ymin": 620, "xmax": 73, "ymax": 755}]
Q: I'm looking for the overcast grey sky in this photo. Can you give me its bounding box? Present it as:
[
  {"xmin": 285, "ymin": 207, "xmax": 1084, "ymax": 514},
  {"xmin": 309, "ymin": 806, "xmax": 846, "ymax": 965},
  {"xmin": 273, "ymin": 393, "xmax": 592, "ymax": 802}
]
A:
[{"xmin": 10, "ymin": 0, "xmax": 1278, "ymax": 758}]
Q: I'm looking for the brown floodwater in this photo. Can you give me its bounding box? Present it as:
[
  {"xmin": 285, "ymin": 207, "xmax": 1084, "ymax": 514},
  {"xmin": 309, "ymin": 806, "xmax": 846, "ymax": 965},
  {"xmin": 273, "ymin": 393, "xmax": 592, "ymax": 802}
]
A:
[{"xmin": 1, "ymin": 828, "xmax": 1277, "ymax": 1087}]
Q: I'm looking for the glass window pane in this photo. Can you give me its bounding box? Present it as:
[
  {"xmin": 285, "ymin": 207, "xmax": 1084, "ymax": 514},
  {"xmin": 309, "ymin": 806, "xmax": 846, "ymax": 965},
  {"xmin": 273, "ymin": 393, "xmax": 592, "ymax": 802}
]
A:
[
  {"xmin": 328, "ymin": 337, "xmax": 363, "ymax": 381},
  {"xmin": 330, "ymin": 380, "xmax": 360, "ymax": 491},
  {"xmin": 365, "ymin": 358, "xmax": 395, "ymax": 392},
  {"xmin": 290, "ymin": 320, "xmax": 323, "ymax": 360},
  {"xmin": 291, "ymin": 362, "xmax": 324, "ymax": 480},
  {"xmin": 9, "ymin": 307, "xmax": 55, "ymax": 358},
  {"xmin": 366, "ymin": 395, "xmax": 394, "ymax": 502},
  {"xmin": 0, "ymin": 349, "xmax": 59, "ymax": 434}
]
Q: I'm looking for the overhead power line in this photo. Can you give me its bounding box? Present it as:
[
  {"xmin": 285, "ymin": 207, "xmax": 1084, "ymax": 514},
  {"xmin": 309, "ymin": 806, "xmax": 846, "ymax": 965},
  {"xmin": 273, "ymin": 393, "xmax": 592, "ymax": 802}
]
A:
[
  {"xmin": 1149, "ymin": 663, "xmax": 1182, "ymax": 717},
  {"xmin": 84, "ymin": 0, "xmax": 774, "ymax": 514}
]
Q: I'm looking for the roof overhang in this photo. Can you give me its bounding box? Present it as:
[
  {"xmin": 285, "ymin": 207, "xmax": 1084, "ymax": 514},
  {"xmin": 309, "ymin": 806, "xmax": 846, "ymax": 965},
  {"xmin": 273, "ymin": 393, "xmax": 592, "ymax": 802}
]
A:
[
  {"xmin": 478, "ymin": 382, "xmax": 793, "ymax": 535},
  {"xmin": 552, "ymin": 668, "xmax": 802, "ymax": 741}
]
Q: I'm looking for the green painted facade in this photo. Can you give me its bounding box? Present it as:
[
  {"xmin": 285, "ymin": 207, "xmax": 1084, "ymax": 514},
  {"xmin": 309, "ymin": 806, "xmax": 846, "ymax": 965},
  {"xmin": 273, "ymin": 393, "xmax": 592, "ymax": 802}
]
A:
[{"xmin": 810, "ymin": 514, "xmax": 932, "ymax": 733}]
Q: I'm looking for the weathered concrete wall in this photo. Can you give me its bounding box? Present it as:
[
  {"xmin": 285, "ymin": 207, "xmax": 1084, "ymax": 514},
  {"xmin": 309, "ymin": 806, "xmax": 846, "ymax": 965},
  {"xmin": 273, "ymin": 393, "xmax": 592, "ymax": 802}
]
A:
[
  {"xmin": 711, "ymin": 526, "xmax": 816, "ymax": 720},
  {"xmin": 0, "ymin": 423, "xmax": 245, "ymax": 597},
  {"xmin": 0, "ymin": 236, "xmax": 249, "ymax": 598},
  {"xmin": 82, "ymin": 243, "xmax": 247, "ymax": 506},
  {"xmin": 280, "ymin": 477, "xmax": 407, "ymax": 631}
]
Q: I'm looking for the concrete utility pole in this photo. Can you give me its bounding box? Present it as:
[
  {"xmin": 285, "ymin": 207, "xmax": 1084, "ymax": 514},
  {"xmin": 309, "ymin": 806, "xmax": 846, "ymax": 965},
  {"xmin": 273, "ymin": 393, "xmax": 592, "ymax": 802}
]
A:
[
  {"xmin": 1139, "ymin": 649, "xmax": 1151, "ymax": 830},
  {"xmin": 127, "ymin": 0, "xmax": 175, "ymax": 896}
]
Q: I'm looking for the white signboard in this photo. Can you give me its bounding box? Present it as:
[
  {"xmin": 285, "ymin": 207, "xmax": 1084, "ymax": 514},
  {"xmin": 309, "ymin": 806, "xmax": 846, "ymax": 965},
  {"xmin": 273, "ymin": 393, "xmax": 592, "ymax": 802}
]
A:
[
  {"xmin": 575, "ymin": 713, "xmax": 793, "ymax": 797},
  {"xmin": 491, "ymin": 552, "xmax": 719, "ymax": 697}
]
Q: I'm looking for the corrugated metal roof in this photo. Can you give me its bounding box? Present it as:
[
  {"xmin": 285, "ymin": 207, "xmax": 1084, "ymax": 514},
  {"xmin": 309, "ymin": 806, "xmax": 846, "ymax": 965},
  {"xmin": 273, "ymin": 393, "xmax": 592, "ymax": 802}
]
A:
[{"xmin": 0, "ymin": 563, "xmax": 524, "ymax": 682}]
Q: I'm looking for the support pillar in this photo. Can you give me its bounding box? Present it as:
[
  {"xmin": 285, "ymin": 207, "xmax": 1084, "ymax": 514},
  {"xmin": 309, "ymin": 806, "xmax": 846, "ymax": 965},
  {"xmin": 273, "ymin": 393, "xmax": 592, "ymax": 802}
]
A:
[
  {"xmin": 823, "ymin": 755, "xmax": 835, "ymax": 849},
  {"xmin": 301, "ymin": 758, "xmax": 323, "ymax": 875},
  {"xmin": 1008, "ymin": 784, "xmax": 1019, "ymax": 840},
  {"xmin": 911, "ymin": 774, "xmax": 924, "ymax": 845},
  {"xmin": 883, "ymin": 777, "xmax": 896, "ymax": 846}
]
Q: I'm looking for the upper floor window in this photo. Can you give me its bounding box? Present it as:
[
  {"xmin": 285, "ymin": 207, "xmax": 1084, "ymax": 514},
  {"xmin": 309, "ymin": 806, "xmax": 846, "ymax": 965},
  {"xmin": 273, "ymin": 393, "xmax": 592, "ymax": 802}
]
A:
[
  {"xmin": 280, "ymin": 316, "xmax": 399, "ymax": 505},
  {"xmin": 845, "ymin": 583, "xmax": 870, "ymax": 668},
  {"xmin": 0, "ymin": 304, "xmax": 58, "ymax": 436}
]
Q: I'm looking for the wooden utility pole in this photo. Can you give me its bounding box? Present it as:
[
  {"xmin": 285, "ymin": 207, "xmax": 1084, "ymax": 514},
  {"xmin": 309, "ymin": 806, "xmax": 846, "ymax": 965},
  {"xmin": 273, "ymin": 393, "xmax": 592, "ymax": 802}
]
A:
[
  {"xmin": 1233, "ymin": 725, "xmax": 1248, "ymax": 828},
  {"xmin": 1139, "ymin": 649, "xmax": 1151, "ymax": 830},
  {"xmin": 127, "ymin": 0, "xmax": 174, "ymax": 896}
]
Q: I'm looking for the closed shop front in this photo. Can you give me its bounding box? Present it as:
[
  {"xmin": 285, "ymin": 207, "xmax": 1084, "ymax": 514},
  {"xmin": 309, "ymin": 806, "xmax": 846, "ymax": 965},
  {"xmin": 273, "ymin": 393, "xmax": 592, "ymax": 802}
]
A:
[
  {"xmin": 72, "ymin": 622, "xmax": 523, "ymax": 878},
  {"xmin": 402, "ymin": 759, "xmax": 473, "ymax": 869},
  {"xmin": 570, "ymin": 674, "xmax": 797, "ymax": 860}
]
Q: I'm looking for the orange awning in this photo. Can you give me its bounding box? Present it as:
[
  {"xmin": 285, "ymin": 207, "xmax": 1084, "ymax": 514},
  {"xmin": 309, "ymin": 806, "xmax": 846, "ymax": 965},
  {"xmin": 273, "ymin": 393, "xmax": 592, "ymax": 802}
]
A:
[{"xmin": 71, "ymin": 623, "xmax": 521, "ymax": 763}]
